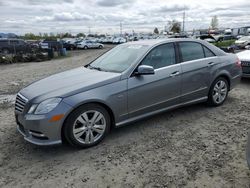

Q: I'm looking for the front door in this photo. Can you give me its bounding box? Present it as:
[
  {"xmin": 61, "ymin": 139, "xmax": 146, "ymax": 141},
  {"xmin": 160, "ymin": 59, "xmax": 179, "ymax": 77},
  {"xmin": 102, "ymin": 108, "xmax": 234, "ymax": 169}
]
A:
[{"xmin": 127, "ymin": 43, "xmax": 182, "ymax": 118}]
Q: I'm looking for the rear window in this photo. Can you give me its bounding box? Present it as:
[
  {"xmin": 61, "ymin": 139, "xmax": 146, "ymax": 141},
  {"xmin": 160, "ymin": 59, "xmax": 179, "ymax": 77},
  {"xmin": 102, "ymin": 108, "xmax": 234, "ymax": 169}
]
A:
[
  {"xmin": 203, "ymin": 46, "xmax": 215, "ymax": 58},
  {"xmin": 10, "ymin": 40, "xmax": 19, "ymax": 45},
  {"xmin": 179, "ymin": 42, "xmax": 205, "ymax": 62}
]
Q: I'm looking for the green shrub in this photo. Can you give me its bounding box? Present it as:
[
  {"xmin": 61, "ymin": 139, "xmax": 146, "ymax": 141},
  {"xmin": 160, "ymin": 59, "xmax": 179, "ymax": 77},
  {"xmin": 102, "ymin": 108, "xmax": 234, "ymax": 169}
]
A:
[{"xmin": 212, "ymin": 40, "xmax": 236, "ymax": 47}]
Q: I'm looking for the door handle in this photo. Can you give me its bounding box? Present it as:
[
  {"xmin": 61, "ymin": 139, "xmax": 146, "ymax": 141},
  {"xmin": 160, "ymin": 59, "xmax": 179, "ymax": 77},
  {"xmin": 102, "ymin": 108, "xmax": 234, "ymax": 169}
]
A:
[
  {"xmin": 170, "ymin": 71, "xmax": 180, "ymax": 77},
  {"xmin": 207, "ymin": 62, "xmax": 215, "ymax": 67}
]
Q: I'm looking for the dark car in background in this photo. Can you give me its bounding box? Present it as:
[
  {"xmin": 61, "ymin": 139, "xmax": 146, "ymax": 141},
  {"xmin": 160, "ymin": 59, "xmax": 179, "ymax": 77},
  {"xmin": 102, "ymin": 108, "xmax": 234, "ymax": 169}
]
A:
[
  {"xmin": 40, "ymin": 39, "xmax": 63, "ymax": 50},
  {"xmin": 62, "ymin": 41, "xmax": 77, "ymax": 50},
  {"xmin": 0, "ymin": 39, "xmax": 31, "ymax": 54}
]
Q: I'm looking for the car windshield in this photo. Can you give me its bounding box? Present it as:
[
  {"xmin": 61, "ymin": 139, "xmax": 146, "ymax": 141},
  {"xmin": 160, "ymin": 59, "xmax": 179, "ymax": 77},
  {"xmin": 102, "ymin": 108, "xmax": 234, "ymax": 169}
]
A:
[{"xmin": 89, "ymin": 44, "xmax": 149, "ymax": 73}]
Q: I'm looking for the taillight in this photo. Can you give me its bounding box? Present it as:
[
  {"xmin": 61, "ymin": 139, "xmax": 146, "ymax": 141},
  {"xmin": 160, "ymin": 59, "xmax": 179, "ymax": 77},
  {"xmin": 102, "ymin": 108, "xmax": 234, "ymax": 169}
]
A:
[{"xmin": 236, "ymin": 59, "xmax": 241, "ymax": 68}]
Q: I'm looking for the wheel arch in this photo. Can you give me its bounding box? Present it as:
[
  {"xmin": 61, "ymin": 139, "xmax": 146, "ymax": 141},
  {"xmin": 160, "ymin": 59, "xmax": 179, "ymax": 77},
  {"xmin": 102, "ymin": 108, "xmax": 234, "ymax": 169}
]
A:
[
  {"xmin": 61, "ymin": 101, "xmax": 116, "ymax": 143},
  {"xmin": 211, "ymin": 72, "xmax": 231, "ymax": 91},
  {"xmin": 215, "ymin": 74, "xmax": 231, "ymax": 91}
]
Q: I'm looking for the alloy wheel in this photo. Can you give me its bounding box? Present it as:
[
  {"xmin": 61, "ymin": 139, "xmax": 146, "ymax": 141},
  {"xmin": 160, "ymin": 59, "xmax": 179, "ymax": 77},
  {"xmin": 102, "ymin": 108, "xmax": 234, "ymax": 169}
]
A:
[
  {"xmin": 72, "ymin": 110, "xmax": 106, "ymax": 144},
  {"xmin": 212, "ymin": 80, "xmax": 228, "ymax": 104}
]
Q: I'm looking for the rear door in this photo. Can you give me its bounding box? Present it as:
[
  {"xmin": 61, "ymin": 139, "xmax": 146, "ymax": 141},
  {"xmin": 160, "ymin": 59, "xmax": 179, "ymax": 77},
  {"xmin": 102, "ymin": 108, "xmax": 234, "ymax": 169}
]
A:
[
  {"xmin": 88, "ymin": 41, "xmax": 94, "ymax": 48},
  {"xmin": 127, "ymin": 43, "xmax": 182, "ymax": 118},
  {"xmin": 178, "ymin": 41, "xmax": 219, "ymax": 103}
]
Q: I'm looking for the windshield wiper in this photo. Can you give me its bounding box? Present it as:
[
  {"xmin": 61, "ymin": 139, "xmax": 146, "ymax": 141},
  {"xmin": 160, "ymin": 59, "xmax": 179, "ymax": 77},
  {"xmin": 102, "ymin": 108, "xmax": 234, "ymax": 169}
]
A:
[{"xmin": 88, "ymin": 65, "xmax": 103, "ymax": 71}]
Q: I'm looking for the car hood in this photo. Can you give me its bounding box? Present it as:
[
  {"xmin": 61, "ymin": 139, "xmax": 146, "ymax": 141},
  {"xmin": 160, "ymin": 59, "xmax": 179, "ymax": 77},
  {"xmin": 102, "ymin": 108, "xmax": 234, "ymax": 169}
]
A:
[
  {"xmin": 235, "ymin": 40, "xmax": 246, "ymax": 43},
  {"xmin": 20, "ymin": 67, "xmax": 121, "ymax": 102},
  {"xmin": 237, "ymin": 50, "xmax": 250, "ymax": 61}
]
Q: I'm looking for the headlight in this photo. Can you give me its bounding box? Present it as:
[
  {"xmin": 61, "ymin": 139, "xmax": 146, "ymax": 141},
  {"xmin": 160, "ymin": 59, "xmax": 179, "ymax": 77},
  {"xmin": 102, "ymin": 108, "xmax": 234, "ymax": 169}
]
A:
[{"xmin": 32, "ymin": 98, "xmax": 62, "ymax": 115}]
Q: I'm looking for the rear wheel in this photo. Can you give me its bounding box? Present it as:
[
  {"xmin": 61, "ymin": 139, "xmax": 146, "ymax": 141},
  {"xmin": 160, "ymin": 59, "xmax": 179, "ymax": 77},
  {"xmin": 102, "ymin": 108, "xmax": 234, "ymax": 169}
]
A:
[
  {"xmin": 84, "ymin": 46, "xmax": 88, "ymax": 50},
  {"xmin": 99, "ymin": 45, "xmax": 103, "ymax": 49},
  {"xmin": 207, "ymin": 77, "xmax": 229, "ymax": 106},
  {"xmin": 63, "ymin": 104, "xmax": 110, "ymax": 148}
]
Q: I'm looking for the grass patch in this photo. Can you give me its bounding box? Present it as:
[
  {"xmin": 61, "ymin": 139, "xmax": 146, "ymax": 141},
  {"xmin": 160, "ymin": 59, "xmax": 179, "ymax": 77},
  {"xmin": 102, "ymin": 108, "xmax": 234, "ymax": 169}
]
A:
[{"xmin": 212, "ymin": 40, "xmax": 236, "ymax": 47}]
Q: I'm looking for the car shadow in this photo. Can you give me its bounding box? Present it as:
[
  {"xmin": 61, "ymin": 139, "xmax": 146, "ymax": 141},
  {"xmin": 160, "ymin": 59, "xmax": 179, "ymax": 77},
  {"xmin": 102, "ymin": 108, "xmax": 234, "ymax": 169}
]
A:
[{"xmin": 241, "ymin": 78, "xmax": 250, "ymax": 85}]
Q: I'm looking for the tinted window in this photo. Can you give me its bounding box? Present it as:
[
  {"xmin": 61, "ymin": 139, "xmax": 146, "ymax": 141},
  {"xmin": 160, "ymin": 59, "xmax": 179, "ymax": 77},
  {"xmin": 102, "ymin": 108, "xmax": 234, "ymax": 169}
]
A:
[
  {"xmin": 179, "ymin": 42, "xmax": 204, "ymax": 62},
  {"xmin": 10, "ymin": 40, "xmax": 19, "ymax": 45},
  {"xmin": 141, "ymin": 43, "xmax": 176, "ymax": 69},
  {"xmin": 203, "ymin": 46, "xmax": 215, "ymax": 58}
]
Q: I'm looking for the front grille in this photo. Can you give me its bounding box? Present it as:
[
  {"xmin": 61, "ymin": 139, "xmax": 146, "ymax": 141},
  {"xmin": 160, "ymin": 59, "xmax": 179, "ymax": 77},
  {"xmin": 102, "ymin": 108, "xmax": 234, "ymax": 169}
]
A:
[
  {"xmin": 241, "ymin": 61, "xmax": 250, "ymax": 67},
  {"xmin": 242, "ymin": 67, "xmax": 250, "ymax": 74},
  {"xmin": 15, "ymin": 93, "xmax": 28, "ymax": 113}
]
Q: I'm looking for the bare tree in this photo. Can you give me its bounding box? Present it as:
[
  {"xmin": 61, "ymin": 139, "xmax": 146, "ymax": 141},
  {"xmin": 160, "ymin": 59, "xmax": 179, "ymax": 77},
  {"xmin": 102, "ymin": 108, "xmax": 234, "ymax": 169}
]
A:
[
  {"xmin": 168, "ymin": 20, "xmax": 181, "ymax": 33},
  {"xmin": 154, "ymin": 27, "xmax": 159, "ymax": 34}
]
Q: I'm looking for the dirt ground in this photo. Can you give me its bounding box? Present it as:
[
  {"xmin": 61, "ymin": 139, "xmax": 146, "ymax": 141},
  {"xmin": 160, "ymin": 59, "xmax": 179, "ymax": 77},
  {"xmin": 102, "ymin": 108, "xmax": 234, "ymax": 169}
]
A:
[{"xmin": 0, "ymin": 46, "xmax": 250, "ymax": 188}]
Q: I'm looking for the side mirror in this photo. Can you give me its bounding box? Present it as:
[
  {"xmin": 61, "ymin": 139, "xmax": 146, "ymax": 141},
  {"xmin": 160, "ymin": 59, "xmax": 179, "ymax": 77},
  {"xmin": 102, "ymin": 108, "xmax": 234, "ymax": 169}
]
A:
[{"xmin": 135, "ymin": 65, "xmax": 155, "ymax": 75}]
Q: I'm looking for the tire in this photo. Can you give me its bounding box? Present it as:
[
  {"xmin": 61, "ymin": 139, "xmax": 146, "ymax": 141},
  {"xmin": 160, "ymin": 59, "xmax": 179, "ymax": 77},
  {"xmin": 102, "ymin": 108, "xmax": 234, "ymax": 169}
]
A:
[
  {"xmin": 207, "ymin": 77, "xmax": 229, "ymax": 106},
  {"xmin": 84, "ymin": 46, "xmax": 88, "ymax": 50},
  {"xmin": 99, "ymin": 45, "xmax": 103, "ymax": 49},
  {"xmin": 63, "ymin": 104, "xmax": 111, "ymax": 148}
]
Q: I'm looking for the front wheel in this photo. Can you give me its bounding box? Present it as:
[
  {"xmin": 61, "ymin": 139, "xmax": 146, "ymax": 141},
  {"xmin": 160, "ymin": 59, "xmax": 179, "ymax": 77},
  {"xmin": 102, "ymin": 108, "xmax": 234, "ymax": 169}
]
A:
[
  {"xmin": 207, "ymin": 77, "xmax": 229, "ymax": 106},
  {"xmin": 99, "ymin": 45, "xmax": 103, "ymax": 49},
  {"xmin": 63, "ymin": 104, "xmax": 111, "ymax": 148}
]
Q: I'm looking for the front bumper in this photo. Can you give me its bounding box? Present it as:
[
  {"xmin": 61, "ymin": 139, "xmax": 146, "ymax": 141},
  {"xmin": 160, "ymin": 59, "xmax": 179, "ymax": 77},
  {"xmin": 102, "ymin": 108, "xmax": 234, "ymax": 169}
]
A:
[
  {"xmin": 235, "ymin": 43, "xmax": 247, "ymax": 48},
  {"xmin": 242, "ymin": 73, "xmax": 250, "ymax": 78},
  {"xmin": 247, "ymin": 132, "xmax": 250, "ymax": 168},
  {"xmin": 242, "ymin": 67, "xmax": 250, "ymax": 78},
  {"xmin": 15, "ymin": 101, "xmax": 72, "ymax": 146}
]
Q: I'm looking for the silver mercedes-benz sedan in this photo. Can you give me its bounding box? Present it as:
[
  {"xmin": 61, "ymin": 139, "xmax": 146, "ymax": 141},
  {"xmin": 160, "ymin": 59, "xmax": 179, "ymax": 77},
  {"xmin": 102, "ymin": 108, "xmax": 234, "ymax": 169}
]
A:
[{"xmin": 15, "ymin": 39, "xmax": 242, "ymax": 148}]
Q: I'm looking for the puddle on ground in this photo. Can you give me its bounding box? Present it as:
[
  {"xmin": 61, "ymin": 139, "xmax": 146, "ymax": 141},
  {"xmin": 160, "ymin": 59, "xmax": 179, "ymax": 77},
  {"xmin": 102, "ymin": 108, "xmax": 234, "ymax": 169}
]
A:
[{"xmin": 0, "ymin": 94, "xmax": 16, "ymax": 104}]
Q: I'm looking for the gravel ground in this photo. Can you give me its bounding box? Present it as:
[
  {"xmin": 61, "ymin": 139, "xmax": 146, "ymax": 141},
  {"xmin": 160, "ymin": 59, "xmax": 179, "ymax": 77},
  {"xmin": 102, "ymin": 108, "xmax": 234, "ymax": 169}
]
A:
[{"xmin": 0, "ymin": 46, "xmax": 250, "ymax": 188}]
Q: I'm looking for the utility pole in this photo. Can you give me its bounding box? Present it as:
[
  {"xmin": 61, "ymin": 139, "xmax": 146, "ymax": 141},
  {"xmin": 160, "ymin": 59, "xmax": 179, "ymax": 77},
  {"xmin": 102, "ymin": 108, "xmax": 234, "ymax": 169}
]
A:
[
  {"xmin": 120, "ymin": 21, "xmax": 122, "ymax": 36},
  {"xmin": 182, "ymin": 11, "xmax": 185, "ymax": 33},
  {"xmin": 88, "ymin": 26, "xmax": 91, "ymax": 35}
]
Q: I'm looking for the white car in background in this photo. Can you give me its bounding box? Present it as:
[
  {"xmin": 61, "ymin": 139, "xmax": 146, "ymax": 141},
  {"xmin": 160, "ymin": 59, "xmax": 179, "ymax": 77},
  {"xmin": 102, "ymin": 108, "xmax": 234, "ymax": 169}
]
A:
[
  {"xmin": 77, "ymin": 40, "xmax": 104, "ymax": 49},
  {"xmin": 112, "ymin": 37, "xmax": 126, "ymax": 44},
  {"xmin": 235, "ymin": 36, "xmax": 250, "ymax": 48},
  {"xmin": 237, "ymin": 49, "xmax": 250, "ymax": 78}
]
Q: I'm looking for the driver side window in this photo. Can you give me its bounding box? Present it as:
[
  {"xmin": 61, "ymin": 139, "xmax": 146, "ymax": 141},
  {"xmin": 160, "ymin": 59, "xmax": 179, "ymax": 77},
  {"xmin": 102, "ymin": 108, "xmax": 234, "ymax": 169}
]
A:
[{"xmin": 141, "ymin": 43, "xmax": 176, "ymax": 69}]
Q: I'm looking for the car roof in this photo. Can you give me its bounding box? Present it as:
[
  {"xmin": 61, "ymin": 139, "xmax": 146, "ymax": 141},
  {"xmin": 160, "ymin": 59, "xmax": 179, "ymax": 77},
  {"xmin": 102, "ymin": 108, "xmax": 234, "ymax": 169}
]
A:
[
  {"xmin": 0, "ymin": 38, "xmax": 23, "ymax": 41},
  {"xmin": 124, "ymin": 38, "xmax": 226, "ymax": 56},
  {"xmin": 124, "ymin": 38, "xmax": 205, "ymax": 46}
]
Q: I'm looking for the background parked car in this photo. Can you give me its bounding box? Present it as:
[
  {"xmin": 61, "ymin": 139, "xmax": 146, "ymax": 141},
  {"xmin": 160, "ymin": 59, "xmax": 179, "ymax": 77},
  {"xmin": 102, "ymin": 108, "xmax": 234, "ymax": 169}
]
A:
[
  {"xmin": 0, "ymin": 39, "xmax": 31, "ymax": 54},
  {"xmin": 77, "ymin": 40, "xmax": 104, "ymax": 49},
  {"xmin": 40, "ymin": 39, "xmax": 63, "ymax": 50},
  {"xmin": 237, "ymin": 49, "xmax": 250, "ymax": 78},
  {"xmin": 112, "ymin": 37, "xmax": 126, "ymax": 44},
  {"xmin": 62, "ymin": 41, "xmax": 77, "ymax": 50},
  {"xmin": 223, "ymin": 35, "xmax": 236, "ymax": 41},
  {"xmin": 198, "ymin": 35, "xmax": 218, "ymax": 43},
  {"xmin": 235, "ymin": 36, "xmax": 250, "ymax": 48}
]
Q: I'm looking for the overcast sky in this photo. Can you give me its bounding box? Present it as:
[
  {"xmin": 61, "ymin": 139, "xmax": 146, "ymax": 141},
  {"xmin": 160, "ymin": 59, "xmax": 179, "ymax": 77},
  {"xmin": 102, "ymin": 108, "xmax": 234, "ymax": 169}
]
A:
[{"xmin": 1, "ymin": 0, "xmax": 250, "ymax": 35}]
